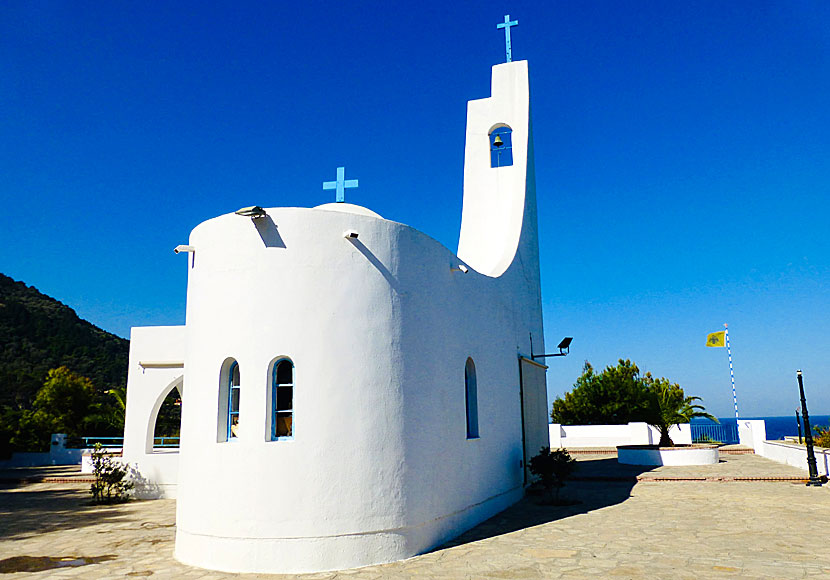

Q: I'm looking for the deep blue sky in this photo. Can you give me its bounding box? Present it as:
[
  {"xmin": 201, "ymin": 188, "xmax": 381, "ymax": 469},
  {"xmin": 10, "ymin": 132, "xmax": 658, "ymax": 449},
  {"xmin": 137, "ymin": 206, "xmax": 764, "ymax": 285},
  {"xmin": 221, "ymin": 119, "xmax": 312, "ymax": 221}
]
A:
[{"xmin": 2, "ymin": 2, "xmax": 828, "ymax": 416}]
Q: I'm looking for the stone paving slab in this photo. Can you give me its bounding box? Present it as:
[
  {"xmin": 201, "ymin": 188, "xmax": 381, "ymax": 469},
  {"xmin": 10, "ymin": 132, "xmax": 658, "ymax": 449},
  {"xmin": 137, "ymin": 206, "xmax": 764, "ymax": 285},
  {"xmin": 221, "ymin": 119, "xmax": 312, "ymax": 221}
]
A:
[
  {"xmin": 573, "ymin": 452, "xmax": 812, "ymax": 481},
  {"xmin": 1, "ymin": 454, "xmax": 829, "ymax": 579}
]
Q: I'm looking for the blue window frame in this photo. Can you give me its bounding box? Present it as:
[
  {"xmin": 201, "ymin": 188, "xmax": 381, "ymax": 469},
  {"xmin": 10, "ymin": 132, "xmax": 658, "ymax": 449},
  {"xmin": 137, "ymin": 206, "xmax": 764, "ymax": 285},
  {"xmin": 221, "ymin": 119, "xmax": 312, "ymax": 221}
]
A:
[
  {"xmin": 227, "ymin": 361, "xmax": 240, "ymax": 440},
  {"xmin": 489, "ymin": 126, "xmax": 513, "ymax": 168},
  {"xmin": 465, "ymin": 358, "xmax": 479, "ymax": 439},
  {"xmin": 271, "ymin": 359, "xmax": 294, "ymax": 440}
]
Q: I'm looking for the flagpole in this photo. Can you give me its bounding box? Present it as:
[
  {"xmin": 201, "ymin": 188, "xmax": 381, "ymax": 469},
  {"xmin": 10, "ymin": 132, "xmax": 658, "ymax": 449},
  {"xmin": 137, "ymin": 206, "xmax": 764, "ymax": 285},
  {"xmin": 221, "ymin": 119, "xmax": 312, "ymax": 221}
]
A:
[{"xmin": 724, "ymin": 323, "xmax": 739, "ymax": 420}]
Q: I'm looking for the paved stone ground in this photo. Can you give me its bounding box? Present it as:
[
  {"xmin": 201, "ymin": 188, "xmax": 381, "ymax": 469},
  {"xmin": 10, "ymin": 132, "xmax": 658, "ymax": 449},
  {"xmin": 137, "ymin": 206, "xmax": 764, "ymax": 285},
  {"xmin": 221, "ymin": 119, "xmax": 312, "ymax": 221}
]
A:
[{"xmin": 1, "ymin": 454, "xmax": 829, "ymax": 579}]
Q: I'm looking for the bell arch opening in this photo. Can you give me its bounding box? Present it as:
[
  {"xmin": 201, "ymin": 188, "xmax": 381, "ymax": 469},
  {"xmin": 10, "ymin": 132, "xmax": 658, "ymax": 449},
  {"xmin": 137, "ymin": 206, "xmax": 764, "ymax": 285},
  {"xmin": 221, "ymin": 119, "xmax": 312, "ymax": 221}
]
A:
[{"xmin": 489, "ymin": 125, "xmax": 513, "ymax": 168}]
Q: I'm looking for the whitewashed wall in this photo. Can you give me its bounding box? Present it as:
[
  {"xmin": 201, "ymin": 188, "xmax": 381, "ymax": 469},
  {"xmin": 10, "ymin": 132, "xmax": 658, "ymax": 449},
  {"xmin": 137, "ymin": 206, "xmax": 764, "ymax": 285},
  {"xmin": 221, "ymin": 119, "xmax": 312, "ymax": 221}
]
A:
[
  {"xmin": 549, "ymin": 422, "xmax": 692, "ymax": 448},
  {"xmin": 758, "ymin": 440, "xmax": 830, "ymax": 476},
  {"xmin": 121, "ymin": 326, "xmax": 184, "ymax": 498},
  {"xmin": 738, "ymin": 419, "xmax": 767, "ymax": 450}
]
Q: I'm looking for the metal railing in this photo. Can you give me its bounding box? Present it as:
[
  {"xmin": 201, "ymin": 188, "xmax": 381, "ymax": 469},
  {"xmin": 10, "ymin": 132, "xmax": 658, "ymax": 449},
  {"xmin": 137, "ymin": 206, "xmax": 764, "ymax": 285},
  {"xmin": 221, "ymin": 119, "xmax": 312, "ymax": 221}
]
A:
[
  {"xmin": 153, "ymin": 436, "xmax": 180, "ymax": 448},
  {"xmin": 63, "ymin": 436, "xmax": 180, "ymax": 449},
  {"xmin": 691, "ymin": 423, "xmax": 739, "ymax": 445},
  {"xmin": 63, "ymin": 436, "xmax": 125, "ymax": 448}
]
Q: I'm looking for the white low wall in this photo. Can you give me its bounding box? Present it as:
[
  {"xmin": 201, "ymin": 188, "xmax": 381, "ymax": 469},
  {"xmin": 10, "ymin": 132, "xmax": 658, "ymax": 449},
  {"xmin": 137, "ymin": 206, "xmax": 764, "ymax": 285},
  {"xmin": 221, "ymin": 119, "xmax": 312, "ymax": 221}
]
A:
[
  {"xmin": 0, "ymin": 433, "xmax": 108, "ymax": 468},
  {"xmin": 549, "ymin": 422, "xmax": 691, "ymax": 448},
  {"xmin": 738, "ymin": 420, "xmax": 767, "ymax": 450},
  {"xmin": 618, "ymin": 445, "xmax": 719, "ymax": 466},
  {"xmin": 758, "ymin": 440, "xmax": 830, "ymax": 476}
]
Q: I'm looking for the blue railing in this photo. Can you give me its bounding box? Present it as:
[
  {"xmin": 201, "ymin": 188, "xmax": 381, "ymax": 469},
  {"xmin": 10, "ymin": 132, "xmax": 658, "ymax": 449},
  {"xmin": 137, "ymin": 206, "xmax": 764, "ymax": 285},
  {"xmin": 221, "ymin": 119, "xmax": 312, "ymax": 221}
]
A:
[
  {"xmin": 66, "ymin": 436, "xmax": 124, "ymax": 448},
  {"xmin": 691, "ymin": 423, "xmax": 739, "ymax": 444},
  {"xmin": 153, "ymin": 436, "xmax": 180, "ymax": 448},
  {"xmin": 65, "ymin": 436, "xmax": 180, "ymax": 449}
]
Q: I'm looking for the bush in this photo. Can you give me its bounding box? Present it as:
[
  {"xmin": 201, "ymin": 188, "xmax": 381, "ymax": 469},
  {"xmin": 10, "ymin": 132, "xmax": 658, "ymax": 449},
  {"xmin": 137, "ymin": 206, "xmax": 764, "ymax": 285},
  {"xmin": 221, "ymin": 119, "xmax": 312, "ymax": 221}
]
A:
[
  {"xmin": 90, "ymin": 444, "xmax": 132, "ymax": 504},
  {"xmin": 813, "ymin": 425, "xmax": 830, "ymax": 448},
  {"xmin": 528, "ymin": 447, "xmax": 576, "ymax": 504}
]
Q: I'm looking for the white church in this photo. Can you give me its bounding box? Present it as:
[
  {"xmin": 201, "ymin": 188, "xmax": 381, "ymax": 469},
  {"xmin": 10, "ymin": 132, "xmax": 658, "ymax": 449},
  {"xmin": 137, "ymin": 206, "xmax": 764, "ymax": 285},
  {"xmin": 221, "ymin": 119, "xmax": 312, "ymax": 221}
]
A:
[{"xmin": 121, "ymin": 56, "xmax": 550, "ymax": 574}]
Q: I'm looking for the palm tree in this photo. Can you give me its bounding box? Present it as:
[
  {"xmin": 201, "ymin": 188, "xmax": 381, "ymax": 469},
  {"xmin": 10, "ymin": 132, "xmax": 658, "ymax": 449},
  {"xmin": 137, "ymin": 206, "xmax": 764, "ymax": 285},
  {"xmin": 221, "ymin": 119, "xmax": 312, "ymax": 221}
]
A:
[
  {"xmin": 106, "ymin": 387, "xmax": 127, "ymax": 424},
  {"xmin": 646, "ymin": 377, "xmax": 717, "ymax": 446}
]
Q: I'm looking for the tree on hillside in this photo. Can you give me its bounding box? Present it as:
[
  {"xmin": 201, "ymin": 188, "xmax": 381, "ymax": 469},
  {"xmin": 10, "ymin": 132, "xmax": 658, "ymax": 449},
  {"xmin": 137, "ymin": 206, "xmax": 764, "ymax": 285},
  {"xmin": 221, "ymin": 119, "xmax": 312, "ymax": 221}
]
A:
[
  {"xmin": 550, "ymin": 359, "xmax": 654, "ymax": 425},
  {"xmin": 0, "ymin": 273, "xmax": 129, "ymax": 456},
  {"xmin": 12, "ymin": 367, "xmax": 95, "ymax": 451}
]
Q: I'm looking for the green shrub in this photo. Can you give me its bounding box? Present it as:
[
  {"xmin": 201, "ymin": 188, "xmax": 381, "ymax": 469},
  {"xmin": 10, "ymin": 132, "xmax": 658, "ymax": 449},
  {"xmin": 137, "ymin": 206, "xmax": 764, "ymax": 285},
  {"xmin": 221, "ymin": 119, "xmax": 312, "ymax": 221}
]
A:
[
  {"xmin": 89, "ymin": 444, "xmax": 133, "ymax": 504},
  {"xmin": 813, "ymin": 425, "xmax": 830, "ymax": 448},
  {"xmin": 528, "ymin": 447, "xmax": 576, "ymax": 504}
]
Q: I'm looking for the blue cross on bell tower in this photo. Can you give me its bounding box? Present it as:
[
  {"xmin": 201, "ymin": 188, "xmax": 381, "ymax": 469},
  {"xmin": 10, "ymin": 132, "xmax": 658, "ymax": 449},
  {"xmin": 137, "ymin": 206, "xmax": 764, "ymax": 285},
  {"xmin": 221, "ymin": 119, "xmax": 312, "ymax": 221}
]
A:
[
  {"xmin": 322, "ymin": 166, "xmax": 359, "ymax": 203},
  {"xmin": 497, "ymin": 14, "xmax": 518, "ymax": 63}
]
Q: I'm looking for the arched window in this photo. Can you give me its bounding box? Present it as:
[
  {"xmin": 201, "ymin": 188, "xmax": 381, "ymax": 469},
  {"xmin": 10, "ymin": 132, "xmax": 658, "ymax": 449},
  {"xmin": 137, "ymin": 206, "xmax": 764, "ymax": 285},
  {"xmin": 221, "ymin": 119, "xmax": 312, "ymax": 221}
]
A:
[
  {"xmin": 465, "ymin": 358, "xmax": 479, "ymax": 439},
  {"xmin": 489, "ymin": 125, "xmax": 513, "ymax": 168},
  {"xmin": 271, "ymin": 359, "xmax": 294, "ymax": 440},
  {"xmin": 218, "ymin": 358, "xmax": 240, "ymax": 442},
  {"xmin": 227, "ymin": 361, "xmax": 241, "ymax": 440}
]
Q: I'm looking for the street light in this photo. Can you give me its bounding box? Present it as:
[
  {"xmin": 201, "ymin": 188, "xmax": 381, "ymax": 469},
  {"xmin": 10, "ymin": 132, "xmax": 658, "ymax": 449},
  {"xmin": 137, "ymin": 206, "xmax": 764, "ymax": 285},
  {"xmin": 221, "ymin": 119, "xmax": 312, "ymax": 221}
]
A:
[{"xmin": 797, "ymin": 370, "xmax": 824, "ymax": 487}]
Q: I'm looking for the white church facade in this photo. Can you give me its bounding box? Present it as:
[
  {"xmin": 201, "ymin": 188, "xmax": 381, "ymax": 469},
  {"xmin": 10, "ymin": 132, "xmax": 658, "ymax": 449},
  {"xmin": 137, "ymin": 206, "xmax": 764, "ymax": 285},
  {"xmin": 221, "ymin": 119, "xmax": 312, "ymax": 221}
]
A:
[{"xmin": 121, "ymin": 59, "xmax": 550, "ymax": 574}]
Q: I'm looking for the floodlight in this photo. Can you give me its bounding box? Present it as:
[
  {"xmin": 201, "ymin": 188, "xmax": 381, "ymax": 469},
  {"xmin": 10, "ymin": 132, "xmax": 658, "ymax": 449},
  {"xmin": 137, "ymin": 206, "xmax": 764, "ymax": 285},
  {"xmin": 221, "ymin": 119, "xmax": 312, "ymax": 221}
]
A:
[
  {"xmin": 235, "ymin": 206, "xmax": 267, "ymax": 219},
  {"xmin": 531, "ymin": 336, "xmax": 573, "ymax": 360}
]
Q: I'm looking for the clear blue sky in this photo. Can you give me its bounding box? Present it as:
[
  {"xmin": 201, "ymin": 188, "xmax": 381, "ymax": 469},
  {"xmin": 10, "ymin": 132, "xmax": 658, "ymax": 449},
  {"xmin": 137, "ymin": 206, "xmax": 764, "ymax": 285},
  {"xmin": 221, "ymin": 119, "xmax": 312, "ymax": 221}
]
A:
[{"xmin": 2, "ymin": 2, "xmax": 828, "ymax": 417}]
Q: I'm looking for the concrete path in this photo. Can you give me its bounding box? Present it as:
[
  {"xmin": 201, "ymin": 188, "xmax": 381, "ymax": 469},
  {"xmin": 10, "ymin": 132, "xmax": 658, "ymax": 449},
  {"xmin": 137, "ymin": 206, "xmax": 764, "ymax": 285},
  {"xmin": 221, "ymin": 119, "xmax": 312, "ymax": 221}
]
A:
[{"xmin": 1, "ymin": 454, "xmax": 829, "ymax": 579}]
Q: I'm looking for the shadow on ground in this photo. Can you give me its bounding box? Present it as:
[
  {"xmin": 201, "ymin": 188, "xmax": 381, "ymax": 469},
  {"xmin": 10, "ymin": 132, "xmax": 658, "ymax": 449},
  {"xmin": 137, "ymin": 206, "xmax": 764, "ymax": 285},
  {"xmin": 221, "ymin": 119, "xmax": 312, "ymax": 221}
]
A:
[
  {"xmin": 438, "ymin": 458, "xmax": 654, "ymax": 550},
  {"xmin": 0, "ymin": 555, "xmax": 117, "ymax": 573},
  {"xmin": 0, "ymin": 485, "xmax": 132, "ymax": 539},
  {"xmin": 0, "ymin": 465, "xmax": 83, "ymax": 483}
]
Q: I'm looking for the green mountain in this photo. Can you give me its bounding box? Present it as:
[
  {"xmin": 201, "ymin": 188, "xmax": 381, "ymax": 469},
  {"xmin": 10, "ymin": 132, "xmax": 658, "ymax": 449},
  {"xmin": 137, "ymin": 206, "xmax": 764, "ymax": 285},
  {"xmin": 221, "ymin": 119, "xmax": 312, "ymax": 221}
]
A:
[{"xmin": 0, "ymin": 273, "xmax": 129, "ymax": 453}]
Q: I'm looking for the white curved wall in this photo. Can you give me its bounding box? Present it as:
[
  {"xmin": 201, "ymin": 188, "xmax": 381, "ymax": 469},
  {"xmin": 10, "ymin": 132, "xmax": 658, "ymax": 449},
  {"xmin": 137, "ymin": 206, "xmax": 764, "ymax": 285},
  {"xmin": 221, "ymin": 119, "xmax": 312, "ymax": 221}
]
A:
[{"xmin": 174, "ymin": 205, "xmax": 538, "ymax": 573}]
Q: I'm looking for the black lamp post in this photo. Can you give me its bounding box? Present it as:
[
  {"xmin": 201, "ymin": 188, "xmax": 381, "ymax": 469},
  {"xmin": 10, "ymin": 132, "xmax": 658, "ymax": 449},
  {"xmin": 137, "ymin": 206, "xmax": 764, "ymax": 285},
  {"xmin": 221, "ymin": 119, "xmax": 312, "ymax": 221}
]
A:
[
  {"xmin": 795, "ymin": 409, "xmax": 802, "ymax": 444},
  {"xmin": 797, "ymin": 370, "xmax": 823, "ymax": 487}
]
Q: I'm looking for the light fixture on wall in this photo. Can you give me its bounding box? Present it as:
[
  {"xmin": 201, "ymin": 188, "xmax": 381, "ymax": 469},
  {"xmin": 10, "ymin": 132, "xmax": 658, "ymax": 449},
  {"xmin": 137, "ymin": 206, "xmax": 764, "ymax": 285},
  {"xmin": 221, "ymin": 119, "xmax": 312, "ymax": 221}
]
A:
[
  {"xmin": 451, "ymin": 264, "xmax": 469, "ymax": 273},
  {"xmin": 531, "ymin": 336, "xmax": 573, "ymax": 361},
  {"xmin": 235, "ymin": 206, "xmax": 267, "ymax": 219}
]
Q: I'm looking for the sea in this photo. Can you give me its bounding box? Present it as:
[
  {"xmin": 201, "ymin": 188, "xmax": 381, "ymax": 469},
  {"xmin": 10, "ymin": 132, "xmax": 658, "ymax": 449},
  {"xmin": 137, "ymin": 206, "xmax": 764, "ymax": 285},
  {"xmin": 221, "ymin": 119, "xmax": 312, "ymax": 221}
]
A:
[{"xmin": 692, "ymin": 415, "xmax": 830, "ymax": 441}]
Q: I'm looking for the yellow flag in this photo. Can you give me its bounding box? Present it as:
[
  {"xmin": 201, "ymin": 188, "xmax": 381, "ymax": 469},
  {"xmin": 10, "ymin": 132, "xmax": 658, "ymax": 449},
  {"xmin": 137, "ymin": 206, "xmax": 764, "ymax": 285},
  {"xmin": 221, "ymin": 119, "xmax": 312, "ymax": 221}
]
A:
[{"xmin": 706, "ymin": 331, "xmax": 725, "ymax": 347}]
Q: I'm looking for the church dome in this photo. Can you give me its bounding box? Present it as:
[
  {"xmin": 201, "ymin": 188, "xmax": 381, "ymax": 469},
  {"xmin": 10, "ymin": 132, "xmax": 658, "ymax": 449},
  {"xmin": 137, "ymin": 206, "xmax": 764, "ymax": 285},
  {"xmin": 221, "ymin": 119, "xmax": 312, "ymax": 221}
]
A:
[{"xmin": 312, "ymin": 202, "xmax": 383, "ymax": 219}]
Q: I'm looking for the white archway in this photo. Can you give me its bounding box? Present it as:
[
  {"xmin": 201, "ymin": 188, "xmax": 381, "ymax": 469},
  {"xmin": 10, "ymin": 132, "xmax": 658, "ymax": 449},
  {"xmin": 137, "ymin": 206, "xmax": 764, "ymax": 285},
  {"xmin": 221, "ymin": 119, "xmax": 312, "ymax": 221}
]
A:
[{"xmin": 145, "ymin": 375, "xmax": 183, "ymax": 454}]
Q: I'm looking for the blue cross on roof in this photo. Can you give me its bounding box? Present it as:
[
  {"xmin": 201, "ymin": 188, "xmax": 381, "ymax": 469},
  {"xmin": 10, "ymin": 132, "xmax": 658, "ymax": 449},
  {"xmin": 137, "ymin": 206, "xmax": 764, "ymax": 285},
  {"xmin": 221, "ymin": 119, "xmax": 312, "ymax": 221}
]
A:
[
  {"xmin": 497, "ymin": 14, "xmax": 518, "ymax": 63},
  {"xmin": 322, "ymin": 166, "xmax": 359, "ymax": 203}
]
